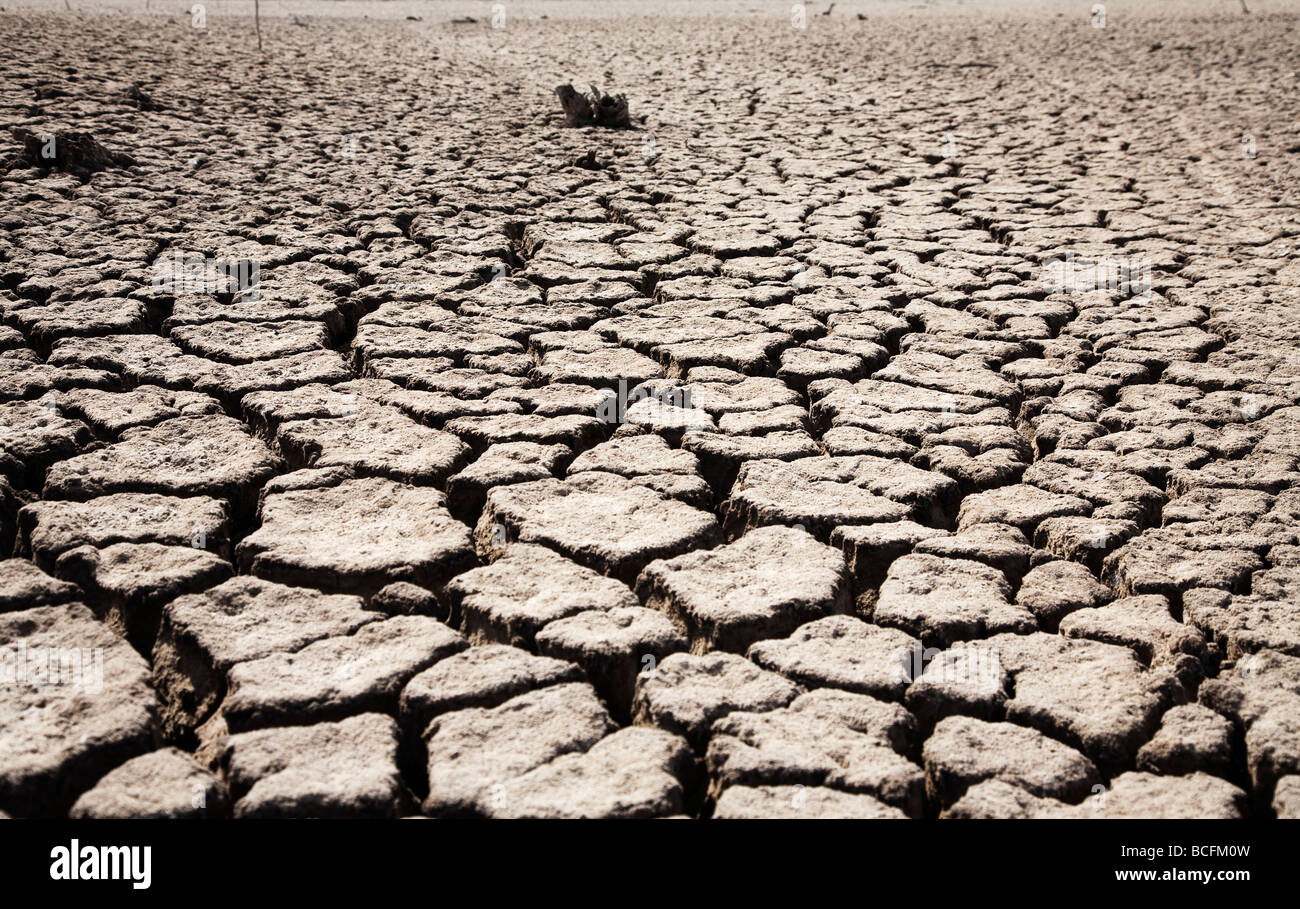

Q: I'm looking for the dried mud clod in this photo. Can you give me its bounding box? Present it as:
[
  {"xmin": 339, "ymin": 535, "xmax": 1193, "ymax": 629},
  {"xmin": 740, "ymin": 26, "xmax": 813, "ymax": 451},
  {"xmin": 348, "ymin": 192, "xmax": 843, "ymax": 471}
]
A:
[
  {"xmin": 6, "ymin": 128, "xmax": 135, "ymax": 181},
  {"xmin": 569, "ymin": 149, "xmax": 606, "ymax": 170},
  {"xmin": 123, "ymin": 82, "xmax": 163, "ymax": 111},
  {"xmin": 555, "ymin": 83, "xmax": 632, "ymax": 129},
  {"xmin": 32, "ymin": 81, "xmax": 71, "ymax": 101}
]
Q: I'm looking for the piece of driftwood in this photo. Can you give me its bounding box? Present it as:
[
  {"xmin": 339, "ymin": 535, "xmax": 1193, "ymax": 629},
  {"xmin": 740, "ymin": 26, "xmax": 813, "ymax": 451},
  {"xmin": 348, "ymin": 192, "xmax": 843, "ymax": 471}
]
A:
[{"xmin": 555, "ymin": 84, "xmax": 631, "ymax": 129}]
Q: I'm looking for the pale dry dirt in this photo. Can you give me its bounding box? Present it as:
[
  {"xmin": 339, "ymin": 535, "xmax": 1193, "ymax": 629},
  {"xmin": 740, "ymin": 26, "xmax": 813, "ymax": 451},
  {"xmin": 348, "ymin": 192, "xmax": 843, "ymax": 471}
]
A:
[{"xmin": 1, "ymin": 0, "xmax": 1299, "ymax": 819}]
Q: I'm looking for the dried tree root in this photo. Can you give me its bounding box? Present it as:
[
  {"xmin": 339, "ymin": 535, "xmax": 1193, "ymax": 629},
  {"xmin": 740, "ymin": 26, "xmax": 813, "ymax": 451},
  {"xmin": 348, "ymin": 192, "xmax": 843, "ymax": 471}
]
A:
[{"xmin": 555, "ymin": 84, "xmax": 631, "ymax": 129}]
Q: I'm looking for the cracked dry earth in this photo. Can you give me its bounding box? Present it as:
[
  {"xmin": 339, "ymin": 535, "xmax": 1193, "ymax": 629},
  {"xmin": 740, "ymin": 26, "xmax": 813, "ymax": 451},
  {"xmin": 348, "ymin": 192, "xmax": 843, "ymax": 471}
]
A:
[{"xmin": 2, "ymin": 2, "xmax": 1300, "ymax": 820}]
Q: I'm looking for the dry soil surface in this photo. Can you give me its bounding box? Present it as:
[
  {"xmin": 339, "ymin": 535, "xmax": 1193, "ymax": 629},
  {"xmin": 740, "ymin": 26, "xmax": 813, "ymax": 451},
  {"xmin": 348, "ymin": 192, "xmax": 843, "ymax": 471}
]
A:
[{"xmin": 1, "ymin": 0, "xmax": 1300, "ymax": 819}]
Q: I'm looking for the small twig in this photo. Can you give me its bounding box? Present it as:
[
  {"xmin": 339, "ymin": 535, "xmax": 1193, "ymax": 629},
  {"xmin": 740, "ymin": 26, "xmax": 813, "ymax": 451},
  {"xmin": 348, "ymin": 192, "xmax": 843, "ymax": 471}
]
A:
[{"xmin": 255, "ymin": 0, "xmax": 263, "ymax": 51}]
